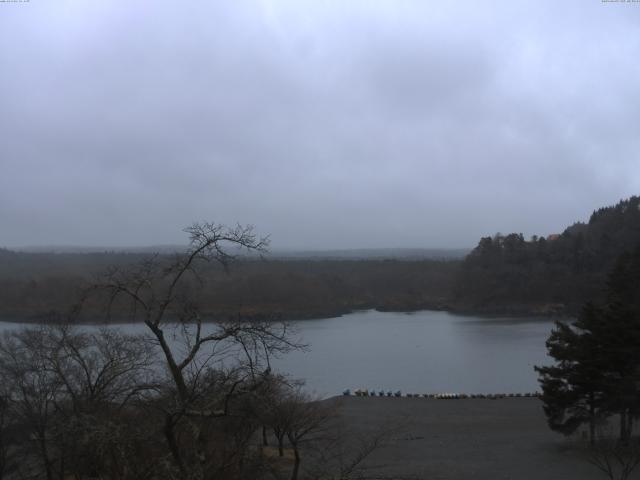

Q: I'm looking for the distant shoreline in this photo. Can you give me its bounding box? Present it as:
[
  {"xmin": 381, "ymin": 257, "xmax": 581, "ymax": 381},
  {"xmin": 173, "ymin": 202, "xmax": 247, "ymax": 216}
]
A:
[{"xmin": 0, "ymin": 304, "xmax": 570, "ymax": 326}]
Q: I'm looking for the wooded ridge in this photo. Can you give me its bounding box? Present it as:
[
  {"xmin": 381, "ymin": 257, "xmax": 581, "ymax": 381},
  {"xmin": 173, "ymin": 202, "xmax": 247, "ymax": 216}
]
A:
[{"xmin": 1, "ymin": 195, "xmax": 638, "ymax": 321}]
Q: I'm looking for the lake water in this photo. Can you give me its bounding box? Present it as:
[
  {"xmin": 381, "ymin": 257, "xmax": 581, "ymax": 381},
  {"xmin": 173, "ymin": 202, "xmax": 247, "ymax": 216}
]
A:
[{"xmin": 0, "ymin": 310, "xmax": 556, "ymax": 397}]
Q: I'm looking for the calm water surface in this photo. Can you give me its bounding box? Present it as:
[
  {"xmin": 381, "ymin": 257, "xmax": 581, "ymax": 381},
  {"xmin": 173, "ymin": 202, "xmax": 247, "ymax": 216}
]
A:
[{"xmin": 0, "ymin": 310, "xmax": 555, "ymax": 397}]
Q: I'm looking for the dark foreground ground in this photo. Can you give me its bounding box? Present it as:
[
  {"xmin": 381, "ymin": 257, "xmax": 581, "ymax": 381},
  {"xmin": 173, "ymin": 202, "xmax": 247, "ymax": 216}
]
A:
[{"xmin": 334, "ymin": 397, "xmax": 607, "ymax": 480}]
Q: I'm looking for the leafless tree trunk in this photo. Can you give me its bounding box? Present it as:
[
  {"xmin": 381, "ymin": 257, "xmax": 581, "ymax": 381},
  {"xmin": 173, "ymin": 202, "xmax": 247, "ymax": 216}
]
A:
[
  {"xmin": 0, "ymin": 393, "xmax": 9, "ymax": 480},
  {"xmin": 82, "ymin": 222, "xmax": 302, "ymax": 478},
  {"xmin": 0, "ymin": 324, "xmax": 159, "ymax": 480}
]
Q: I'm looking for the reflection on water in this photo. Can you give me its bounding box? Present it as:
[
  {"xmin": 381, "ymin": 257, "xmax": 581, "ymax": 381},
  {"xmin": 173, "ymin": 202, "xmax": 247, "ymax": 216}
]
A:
[{"xmin": 0, "ymin": 310, "xmax": 555, "ymax": 397}]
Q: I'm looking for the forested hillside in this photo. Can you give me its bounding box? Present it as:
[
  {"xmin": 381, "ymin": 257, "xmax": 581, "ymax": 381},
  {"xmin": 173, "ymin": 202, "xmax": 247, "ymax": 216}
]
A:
[
  {"xmin": 453, "ymin": 196, "xmax": 640, "ymax": 315},
  {"xmin": 2, "ymin": 196, "xmax": 639, "ymax": 321},
  {"xmin": 0, "ymin": 250, "xmax": 457, "ymax": 321}
]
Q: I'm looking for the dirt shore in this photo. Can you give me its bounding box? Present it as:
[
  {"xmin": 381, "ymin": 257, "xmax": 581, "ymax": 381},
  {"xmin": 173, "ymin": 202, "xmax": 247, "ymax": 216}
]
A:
[{"xmin": 334, "ymin": 396, "xmax": 605, "ymax": 480}]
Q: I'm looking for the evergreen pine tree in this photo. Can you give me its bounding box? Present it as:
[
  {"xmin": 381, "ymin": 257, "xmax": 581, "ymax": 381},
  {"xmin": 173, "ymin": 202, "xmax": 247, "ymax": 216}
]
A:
[
  {"xmin": 536, "ymin": 245, "xmax": 640, "ymax": 443},
  {"xmin": 535, "ymin": 303, "xmax": 608, "ymax": 444}
]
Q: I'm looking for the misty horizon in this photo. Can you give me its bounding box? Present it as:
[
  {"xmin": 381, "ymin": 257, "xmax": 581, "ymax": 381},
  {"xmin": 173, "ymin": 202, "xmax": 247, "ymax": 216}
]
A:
[
  {"xmin": 5, "ymin": 244, "xmax": 471, "ymax": 259},
  {"xmin": 0, "ymin": 194, "xmax": 625, "ymax": 251}
]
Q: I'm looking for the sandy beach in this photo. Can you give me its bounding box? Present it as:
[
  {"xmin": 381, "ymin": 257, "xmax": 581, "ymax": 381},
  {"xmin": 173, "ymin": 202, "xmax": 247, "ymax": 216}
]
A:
[{"xmin": 335, "ymin": 396, "xmax": 606, "ymax": 480}]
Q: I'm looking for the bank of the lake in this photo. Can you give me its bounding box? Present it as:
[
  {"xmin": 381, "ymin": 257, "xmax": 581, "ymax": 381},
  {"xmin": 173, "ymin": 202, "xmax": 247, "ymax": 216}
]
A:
[{"xmin": 334, "ymin": 396, "xmax": 601, "ymax": 479}]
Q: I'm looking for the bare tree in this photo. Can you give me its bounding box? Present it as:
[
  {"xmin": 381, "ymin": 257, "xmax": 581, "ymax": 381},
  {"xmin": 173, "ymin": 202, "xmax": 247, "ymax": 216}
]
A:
[
  {"xmin": 0, "ymin": 223, "xmax": 409, "ymax": 480},
  {"xmin": 255, "ymin": 374, "xmax": 300, "ymax": 457},
  {"xmin": 83, "ymin": 222, "xmax": 302, "ymax": 479},
  {"xmin": 284, "ymin": 393, "xmax": 336, "ymax": 480},
  {"xmin": 257, "ymin": 382, "xmax": 339, "ymax": 480},
  {"xmin": 0, "ymin": 388, "xmax": 12, "ymax": 480},
  {"xmin": 587, "ymin": 437, "xmax": 640, "ymax": 480},
  {"xmin": 0, "ymin": 328, "xmax": 63, "ymax": 480},
  {"xmin": 0, "ymin": 323, "xmax": 163, "ymax": 480},
  {"xmin": 306, "ymin": 415, "xmax": 414, "ymax": 480}
]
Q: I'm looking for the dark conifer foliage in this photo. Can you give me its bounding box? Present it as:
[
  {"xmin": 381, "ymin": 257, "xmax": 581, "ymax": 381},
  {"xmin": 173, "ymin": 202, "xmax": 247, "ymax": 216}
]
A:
[
  {"xmin": 536, "ymin": 245, "xmax": 640, "ymax": 443},
  {"xmin": 455, "ymin": 196, "xmax": 640, "ymax": 314},
  {"xmin": 535, "ymin": 303, "xmax": 608, "ymax": 443}
]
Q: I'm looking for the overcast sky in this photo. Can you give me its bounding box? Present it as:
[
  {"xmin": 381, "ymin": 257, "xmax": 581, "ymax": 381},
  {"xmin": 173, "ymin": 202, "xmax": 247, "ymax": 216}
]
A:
[{"xmin": 1, "ymin": 1, "xmax": 639, "ymax": 249}]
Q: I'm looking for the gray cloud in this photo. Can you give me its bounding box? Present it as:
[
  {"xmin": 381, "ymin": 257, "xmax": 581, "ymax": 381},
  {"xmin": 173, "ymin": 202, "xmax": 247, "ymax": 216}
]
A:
[{"xmin": 1, "ymin": 0, "xmax": 639, "ymax": 249}]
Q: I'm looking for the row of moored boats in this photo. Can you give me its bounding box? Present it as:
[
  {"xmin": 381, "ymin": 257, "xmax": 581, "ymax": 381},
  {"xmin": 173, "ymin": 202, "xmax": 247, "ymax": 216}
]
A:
[{"xmin": 344, "ymin": 389, "xmax": 541, "ymax": 399}]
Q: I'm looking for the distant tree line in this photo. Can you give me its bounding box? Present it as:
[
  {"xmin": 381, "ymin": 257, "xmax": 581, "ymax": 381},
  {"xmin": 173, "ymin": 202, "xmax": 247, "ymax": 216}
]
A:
[
  {"xmin": 1, "ymin": 196, "xmax": 640, "ymax": 321},
  {"xmin": 454, "ymin": 196, "xmax": 640, "ymax": 315},
  {"xmin": 0, "ymin": 251, "xmax": 457, "ymax": 322}
]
